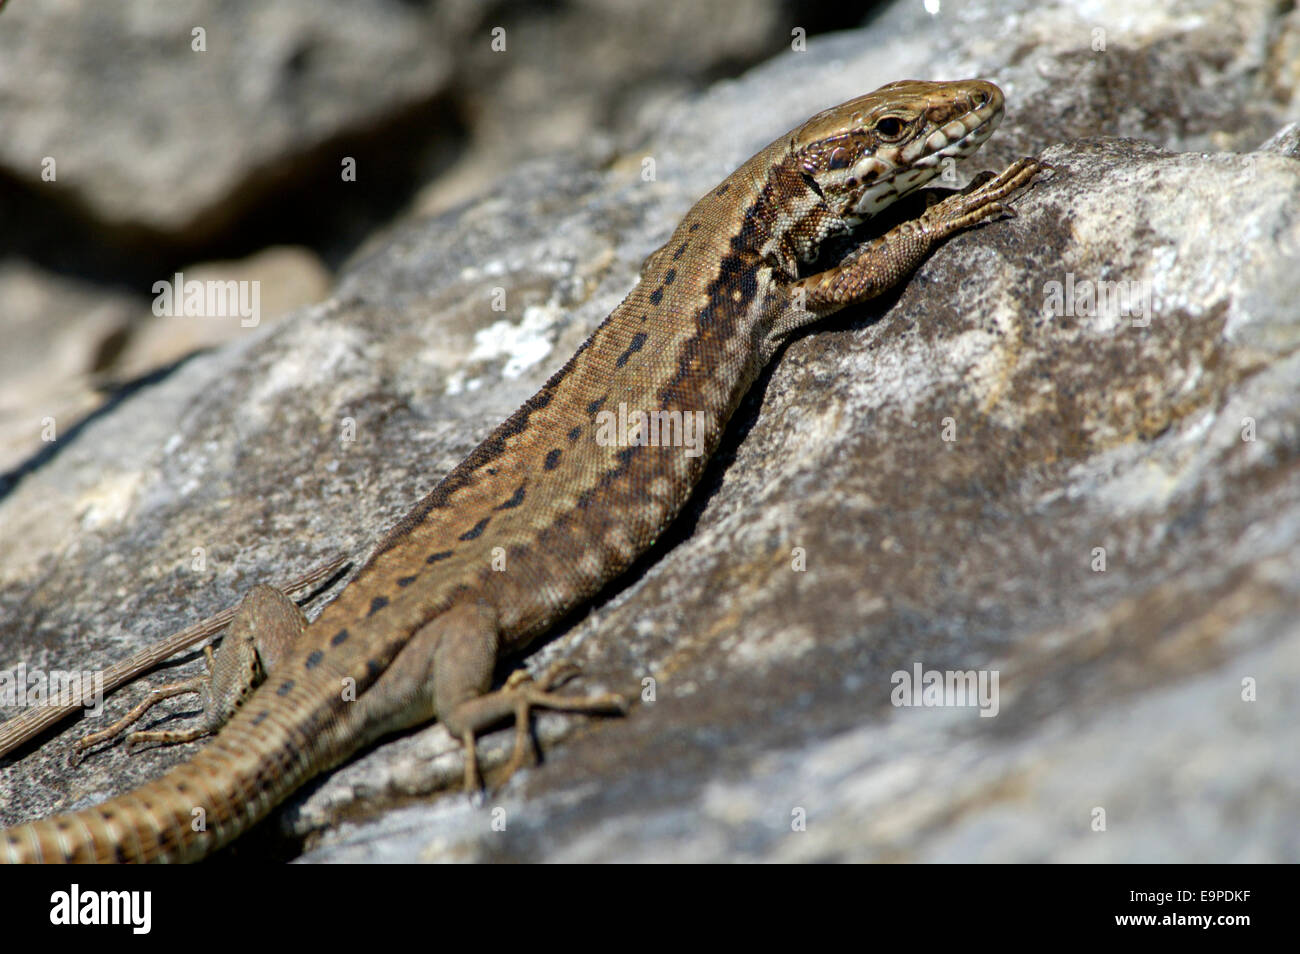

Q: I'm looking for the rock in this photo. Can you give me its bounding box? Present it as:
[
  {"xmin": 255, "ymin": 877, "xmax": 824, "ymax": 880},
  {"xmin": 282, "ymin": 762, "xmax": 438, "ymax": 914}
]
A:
[
  {"xmin": 0, "ymin": 0, "xmax": 454, "ymax": 240},
  {"xmin": 0, "ymin": 0, "xmax": 829, "ymax": 460},
  {"xmin": 115, "ymin": 245, "xmax": 332, "ymax": 382},
  {"xmin": 0, "ymin": 261, "xmax": 137, "ymax": 476},
  {"xmin": 1, "ymin": 0, "xmax": 1297, "ymax": 862},
  {"xmin": 0, "ymin": 0, "xmax": 811, "ymax": 246}
]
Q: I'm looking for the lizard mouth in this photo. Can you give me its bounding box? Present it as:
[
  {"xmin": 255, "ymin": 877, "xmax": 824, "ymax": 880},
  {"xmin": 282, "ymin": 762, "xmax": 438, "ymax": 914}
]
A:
[
  {"xmin": 849, "ymin": 83, "xmax": 1005, "ymax": 220},
  {"xmin": 901, "ymin": 83, "xmax": 1004, "ymax": 166}
]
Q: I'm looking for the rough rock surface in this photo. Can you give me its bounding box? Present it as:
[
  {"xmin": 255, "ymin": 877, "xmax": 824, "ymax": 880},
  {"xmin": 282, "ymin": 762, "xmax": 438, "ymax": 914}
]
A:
[{"xmin": 1, "ymin": 0, "xmax": 1298, "ymax": 862}]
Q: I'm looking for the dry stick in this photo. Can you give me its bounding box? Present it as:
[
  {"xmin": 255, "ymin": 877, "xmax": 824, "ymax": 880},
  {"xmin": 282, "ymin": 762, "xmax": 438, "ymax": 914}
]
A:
[{"xmin": 0, "ymin": 557, "xmax": 349, "ymax": 759}]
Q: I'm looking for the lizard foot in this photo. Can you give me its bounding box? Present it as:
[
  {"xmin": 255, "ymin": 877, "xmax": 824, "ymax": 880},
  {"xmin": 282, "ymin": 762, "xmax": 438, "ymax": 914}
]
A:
[
  {"xmin": 922, "ymin": 156, "xmax": 1045, "ymax": 234},
  {"xmin": 447, "ymin": 661, "xmax": 626, "ymax": 793},
  {"xmin": 72, "ymin": 667, "xmax": 210, "ymax": 763}
]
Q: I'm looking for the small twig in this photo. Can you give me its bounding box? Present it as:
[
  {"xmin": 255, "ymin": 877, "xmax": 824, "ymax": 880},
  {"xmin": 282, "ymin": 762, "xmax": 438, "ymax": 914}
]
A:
[{"xmin": 0, "ymin": 556, "xmax": 349, "ymax": 759}]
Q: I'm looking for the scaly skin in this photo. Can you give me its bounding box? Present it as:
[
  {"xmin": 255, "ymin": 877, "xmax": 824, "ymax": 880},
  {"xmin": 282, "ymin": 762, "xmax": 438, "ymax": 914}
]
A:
[{"xmin": 1, "ymin": 79, "xmax": 1042, "ymax": 862}]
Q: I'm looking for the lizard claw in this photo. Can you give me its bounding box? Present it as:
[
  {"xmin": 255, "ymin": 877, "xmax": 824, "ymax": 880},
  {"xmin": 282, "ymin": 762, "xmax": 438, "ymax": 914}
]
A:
[
  {"xmin": 449, "ymin": 662, "xmax": 626, "ymax": 795},
  {"xmin": 534, "ymin": 661, "xmax": 583, "ymax": 692},
  {"xmin": 502, "ymin": 660, "xmax": 581, "ymax": 693}
]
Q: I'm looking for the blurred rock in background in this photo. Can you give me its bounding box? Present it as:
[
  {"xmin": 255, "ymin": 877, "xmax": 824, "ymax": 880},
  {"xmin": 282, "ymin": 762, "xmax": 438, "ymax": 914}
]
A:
[{"xmin": 0, "ymin": 0, "xmax": 860, "ymax": 472}]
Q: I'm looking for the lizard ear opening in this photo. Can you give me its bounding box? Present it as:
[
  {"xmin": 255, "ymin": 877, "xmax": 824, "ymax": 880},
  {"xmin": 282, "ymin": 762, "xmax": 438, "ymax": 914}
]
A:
[{"xmin": 801, "ymin": 171, "xmax": 827, "ymax": 201}]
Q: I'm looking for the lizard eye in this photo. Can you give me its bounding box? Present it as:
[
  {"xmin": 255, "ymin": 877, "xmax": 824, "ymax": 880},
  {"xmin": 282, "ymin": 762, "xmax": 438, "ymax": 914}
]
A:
[{"xmin": 874, "ymin": 116, "xmax": 906, "ymax": 141}]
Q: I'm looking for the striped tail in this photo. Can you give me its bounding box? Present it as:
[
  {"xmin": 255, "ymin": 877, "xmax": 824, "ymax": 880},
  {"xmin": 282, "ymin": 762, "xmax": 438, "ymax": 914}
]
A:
[
  {"xmin": 2, "ymin": 734, "xmax": 304, "ymax": 862},
  {"xmin": 2, "ymin": 667, "xmax": 351, "ymax": 863}
]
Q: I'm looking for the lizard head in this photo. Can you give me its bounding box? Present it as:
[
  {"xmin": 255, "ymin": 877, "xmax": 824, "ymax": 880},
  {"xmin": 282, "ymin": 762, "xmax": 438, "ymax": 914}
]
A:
[{"xmin": 792, "ymin": 79, "xmax": 1005, "ymax": 226}]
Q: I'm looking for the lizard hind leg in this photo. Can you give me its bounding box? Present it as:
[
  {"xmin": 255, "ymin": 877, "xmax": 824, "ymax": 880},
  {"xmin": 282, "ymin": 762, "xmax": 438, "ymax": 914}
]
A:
[
  {"xmin": 445, "ymin": 657, "xmax": 626, "ymax": 791},
  {"xmin": 74, "ymin": 669, "xmax": 209, "ymax": 756},
  {"xmin": 75, "ymin": 583, "xmax": 308, "ymax": 755},
  {"xmin": 383, "ymin": 600, "xmax": 626, "ymax": 791},
  {"xmin": 326, "ymin": 600, "xmax": 625, "ymax": 793}
]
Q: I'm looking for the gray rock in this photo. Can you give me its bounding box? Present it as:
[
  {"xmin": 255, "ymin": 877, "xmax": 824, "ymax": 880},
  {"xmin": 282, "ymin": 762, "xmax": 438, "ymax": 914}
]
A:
[
  {"xmin": 1, "ymin": 0, "xmax": 1298, "ymax": 862},
  {"xmin": 0, "ymin": 0, "xmax": 454, "ymax": 238}
]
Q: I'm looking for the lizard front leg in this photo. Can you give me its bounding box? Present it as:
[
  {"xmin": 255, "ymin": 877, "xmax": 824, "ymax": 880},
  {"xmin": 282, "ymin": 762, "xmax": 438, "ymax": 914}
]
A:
[{"xmin": 794, "ymin": 157, "xmax": 1044, "ymax": 317}]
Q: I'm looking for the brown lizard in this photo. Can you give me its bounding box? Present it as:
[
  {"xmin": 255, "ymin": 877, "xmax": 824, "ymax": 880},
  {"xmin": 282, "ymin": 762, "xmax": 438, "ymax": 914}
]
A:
[{"xmin": 0, "ymin": 79, "xmax": 1042, "ymax": 862}]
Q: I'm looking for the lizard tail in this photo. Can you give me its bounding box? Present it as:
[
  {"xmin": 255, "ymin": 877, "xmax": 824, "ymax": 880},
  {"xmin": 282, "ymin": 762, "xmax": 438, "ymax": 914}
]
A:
[
  {"xmin": 2, "ymin": 740, "xmax": 296, "ymax": 862},
  {"xmin": 2, "ymin": 666, "xmax": 350, "ymax": 863}
]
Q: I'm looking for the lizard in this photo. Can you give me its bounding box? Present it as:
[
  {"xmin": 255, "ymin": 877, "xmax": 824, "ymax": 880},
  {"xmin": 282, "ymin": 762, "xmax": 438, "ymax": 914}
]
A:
[{"xmin": 0, "ymin": 78, "xmax": 1043, "ymax": 863}]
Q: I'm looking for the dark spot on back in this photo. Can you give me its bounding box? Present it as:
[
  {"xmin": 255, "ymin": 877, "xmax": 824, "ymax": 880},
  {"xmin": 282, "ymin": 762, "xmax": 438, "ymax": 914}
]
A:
[
  {"xmin": 331, "ymin": 628, "xmax": 350, "ymax": 646},
  {"xmin": 276, "ymin": 680, "xmax": 295, "ymax": 696},
  {"xmin": 252, "ymin": 710, "xmax": 269, "ymax": 726},
  {"xmin": 616, "ymin": 332, "xmax": 648, "ymax": 368},
  {"xmin": 459, "ymin": 516, "xmax": 490, "ymax": 540},
  {"xmin": 305, "ymin": 650, "xmax": 324, "ymax": 670},
  {"xmin": 368, "ymin": 369, "xmax": 571, "ymax": 555},
  {"xmin": 426, "ymin": 550, "xmax": 453, "ymax": 564},
  {"xmin": 366, "ymin": 659, "xmax": 384, "ymax": 680},
  {"xmin": 494, "ymin": 484, "xmax": 526, "ymax": 510},
  {"xmin": 663, "ymin": 268, "xmax": 676, "ymax": 285},
  {"xmin": 715, "ymin": 183, "xmax": 730, "ymax": 196},
  {"xmin": 397, "ymin": 575, "xmax": 417, "ymax": 587},
  {"xmin": 567, "ymin": 425, "xmax": 582, "ymax": 441},
  {"xmin": 689, "ymin": 222, "xmax": 701, "ymax": 232},
  {"xmin": 705, "ymin": 246, "xmax": 761, "ymax": 319},
  {"xmin": 368, "ymin": 595, "xmax": 389, "ymax": 616},
  {"xmin": 544, "ymin": 448, "xmax": 562, "ymax": 470},
  {"xmin": 586, "ymin": 396, "xmax": 604, "ymax": 415},
  {"xmin": 648, "ymin": 288, "xmax": 663, "ymax": 306},
  {"xmin": 673, "ymin": 242, "xmax": 688, "ymax": 260}
]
